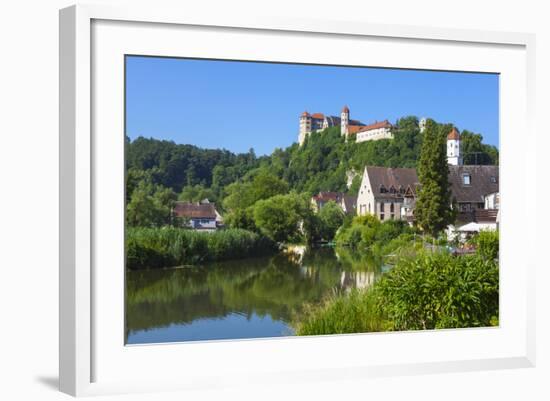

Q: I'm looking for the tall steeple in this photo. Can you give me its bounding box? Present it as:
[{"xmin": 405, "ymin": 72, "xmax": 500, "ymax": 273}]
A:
[
  {"xmin": 341, "ymin": 105, "xmax": 350, "ymax": 137},
  {"xmin": 447, "ymin": 127, "xmax": 463, "ymax": 165},
  {"xmin": 298, "ymin": 111, "xmax": 312, "ymax": 146}
]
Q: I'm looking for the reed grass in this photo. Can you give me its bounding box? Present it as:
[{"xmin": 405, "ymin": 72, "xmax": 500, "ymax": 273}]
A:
[{"xmin": 126, "ymin": 227, "xmax": 276, "ymax": 269}]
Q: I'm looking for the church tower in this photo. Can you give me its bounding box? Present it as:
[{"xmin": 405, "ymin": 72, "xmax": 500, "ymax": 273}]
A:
[
  {"xmin": 341, "ymin": 105, "xmax": 350, "ymax": 137},
  {"xmin": 447, "ymin": 127, "xmax": 463, "ymax": 166},
  {"xmin": 298, "ymin": 111, "xmax": 312, "ymax": 146}
]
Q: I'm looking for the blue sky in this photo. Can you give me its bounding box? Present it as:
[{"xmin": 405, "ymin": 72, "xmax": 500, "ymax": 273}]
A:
[{"xmin": 126, "ymin": 56, "xmax": 499, "ymax": 155}]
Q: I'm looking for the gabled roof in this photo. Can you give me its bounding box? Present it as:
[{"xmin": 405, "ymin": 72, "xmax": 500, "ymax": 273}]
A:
[
  {"xmin": 347, "ymin": 125, "xmax": 364, "ymax": 135},
  {"xmin": 173, "ymin": 202, "xmax": 217, "ymax": 219},
  {"xmin": 311, "ymin": 113, "xmax": 325, "ymax": 119},
  {"xmin": 365, "ymin": 167, "xmax": 419, "ymax": 198},
  {"xmin": 341, "ymin": 195, "xmax": 357, "ymax": 213},
  {"xmin": 357, "ymin": 120, "xmax": 392, "ymax": 133},
  {"xmin": 448, "ymin": 165, "xmax": 499, "ymax": 203}
]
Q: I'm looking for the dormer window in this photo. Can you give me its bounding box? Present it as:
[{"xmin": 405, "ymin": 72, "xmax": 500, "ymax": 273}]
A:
[
  {"xmin": 379, "ymin": 185, "xmax": 387, "ymax": 193},
  {"xmin": 389, "ymin": 186, "xmax": 396, "ymax": 194},
  {"xmin": 490, "ymin": 176, "xmax": 497, "ymax": 184},
  {"xmin": 463, "ymin": 173, "xmax": 471, "ymax": 185}
]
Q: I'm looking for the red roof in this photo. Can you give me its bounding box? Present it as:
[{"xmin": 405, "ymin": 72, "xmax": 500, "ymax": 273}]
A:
[
  {"xmin": 356, "ymin": 120, "xmax": 392, "ymax": 133},
  {"xmin": 173, "ymin": 202, "xmax": 217, "ymax": 219},
  {"xmin": 448, "ymin": 127, "xmax": 460, "ymax": 140},
  {"xmin": 301, "ymin": 111, "xmax": 310, "ymax": 117},
  {"xmin": 311, "ymin": 113, "xmax": 325, "ymax": 119},
  {"xmin": 347, "ymin": 125, "xmax": 363, "ymax": 135},
  {"xmin": 342, "ymin": 105, "xmax": 350, "ymax": 113},
  {"xmin": 312, "ymin": 191, "xmax": 342, "ymax": 202}
]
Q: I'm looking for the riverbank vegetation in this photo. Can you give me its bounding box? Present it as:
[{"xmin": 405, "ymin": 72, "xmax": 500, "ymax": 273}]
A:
[
  {"xmin": 335, "ymin": 215, "xmax": 418, "ymax": 255},
  {"xmin": 294, "ymin": 241, "xmax": 499, "ymax": 335},
  {"xmin": 126, "ymin": 227, "xmax": 277, "ymax": 270}
]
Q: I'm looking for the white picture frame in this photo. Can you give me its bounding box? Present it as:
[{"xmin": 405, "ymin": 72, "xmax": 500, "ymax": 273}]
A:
[{"xmin": 59, "ymin": 4, "xmax": 536, "ymax": 397}]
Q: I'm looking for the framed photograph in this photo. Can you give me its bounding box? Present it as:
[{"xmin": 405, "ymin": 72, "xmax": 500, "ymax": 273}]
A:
[{"xmin": 59, "ymin": 4, "xmax": 536, "ymax": 397}]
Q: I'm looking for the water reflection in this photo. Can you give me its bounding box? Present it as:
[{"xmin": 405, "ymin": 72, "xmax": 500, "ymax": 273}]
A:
[{"xmin": 126, "ymin": 247, "xmax": 382, "ymax": 344}]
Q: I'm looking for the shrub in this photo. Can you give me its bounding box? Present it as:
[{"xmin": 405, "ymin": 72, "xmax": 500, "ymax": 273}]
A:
[
  {"xmin": 375, "ymin": 252, "xmax": 499, "ymax": 330},
  {"xmin": 469, "ymin": 230, "xmax": 499, "ymax": 260}
]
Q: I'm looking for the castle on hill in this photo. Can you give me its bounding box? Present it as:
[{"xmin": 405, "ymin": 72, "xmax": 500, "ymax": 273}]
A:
[{"xmin": 298, "ymin": 106, "xmax": 393, "ymax": 146}]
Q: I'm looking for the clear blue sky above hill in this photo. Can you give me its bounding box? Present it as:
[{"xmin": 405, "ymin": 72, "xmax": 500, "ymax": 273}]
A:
[{"xmin": 126, "ymin": 56, "xmax": 499, "ymax": 156}]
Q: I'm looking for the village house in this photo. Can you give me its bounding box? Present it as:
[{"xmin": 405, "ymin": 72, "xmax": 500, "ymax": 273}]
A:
[
  {"xmin": 311, "ymin": 191, "xmax": 357, "ymax": 215},
  {"xmin": 172, "ymin": 200, "xmax": 223, "ymax": 231},
  {"xmin": 356, "ymin": 167, "xmax": 419, "ymax": 221},
  {"xmin": 298, "ymin": 106, "xmax": 393, "ymax": 145},
  {"xmin": 356, "ymin": 127, "xmax": 500, "ymax": 234}
]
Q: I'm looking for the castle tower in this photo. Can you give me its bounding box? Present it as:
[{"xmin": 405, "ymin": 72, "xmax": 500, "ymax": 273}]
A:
[
  {"xmin": 341, "ymin": 105, "xmax": 350, "ymax": 137},
  {"xmin": 299, "ymin": 111, "xmax": 312, "ymax": 146},
  {"xmin": 447, "ymin": 127, "xmax": 463, "ymax": 166},
  {"xmin": 419, "ymin": 117, "xmax": 427, "ymax": 133}
]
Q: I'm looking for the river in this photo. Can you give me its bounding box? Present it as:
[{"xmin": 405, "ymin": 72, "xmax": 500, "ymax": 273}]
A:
[{"xmin": 126, "ymin": 247, "xmax": 383, "ymax": 344}]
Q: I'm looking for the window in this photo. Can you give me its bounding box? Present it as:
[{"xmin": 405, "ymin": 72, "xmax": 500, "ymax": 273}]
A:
[
  {"xmin": 463, "ymin": 174, "xmax": 471, "ymax": 185},
  {"xmin": 390, "ymin": 203, "xmax": 394, "ymax": 212},
  {"xmin": 380, "ymin": 213, "xmax": 385, "ymax": 220},
  {"xmin": 380, "ymin": 203, "xmax": 385, "ymax": 212},
  {"xmin": 490, "ymin": 176, "xmax": 497, "ymax": 184},
  {"xmin": 380, "ymin": 185, "xmax": 387, "ymax": 193}
]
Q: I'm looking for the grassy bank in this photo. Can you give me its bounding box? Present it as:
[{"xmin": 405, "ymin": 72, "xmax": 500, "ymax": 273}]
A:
[
  {"xmin": 295, "ymin": 246, "xmax": 499, "ymax": 335},
  {"xmin": 126, "ymin": 227, "xmax": 277, "ymax": 270}
]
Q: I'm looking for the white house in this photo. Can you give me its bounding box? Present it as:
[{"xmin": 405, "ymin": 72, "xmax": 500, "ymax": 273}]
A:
[
  {"xmin": 356, "ymin": 166, "xmax": 419, "ymax": 221},
  {"xmin": 172, "ymin": 201, "xmax": 223, "ymax": 231},
  {"xmin": 354, "ymin": 120, "xmax": 393, "ymax": 143}
]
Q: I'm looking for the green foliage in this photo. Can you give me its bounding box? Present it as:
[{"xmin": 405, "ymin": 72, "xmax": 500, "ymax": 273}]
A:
[
  {"xmin": 223, "ymin": 170, "xmax": 289, "ymax": 212},
  {"xmin": 335, "ymin": 215, "xmax": 412, "ymax": 251},
  {"xmin": 295, "ymin": 243, "xmax": 499, "ymax": 336},
  {"xmin": 375, "ymin": 251, "xmax": 499, "ymax": 330},
  {"xmin": 469, "ymin": 230, "xmax": 499, "ymax": 260},
  {"xmin": 178, "ymin": 184, "xmax": 216, "ymax": 203},
  {"xmin": 414, "ymin": 119, "xmax": 455, "ymax": 236},
  {"xmin": 126, "ymin": 181, "xmax": 177, "ymax": 227},
  {"xmin": 126, "ymin": 227, "xmax": 277, "ymax": 269},
  {"xmin": 252, "ymin": 192, "xmax": 313, "ymax": 243},
  {"xmin": 460, "ymin": 130, "xmax": 499, "ymax": 165},
  {"xmin": 126, "ymin": 136, "xmax": 262, "ymax": 193},
  {"xmin": 316, "ymin": 201, "xmax": 345, "ymax": 241},
  {"xmin": 224, "ymin": 207, "xmax": 257, "ymax": 231},
  {"xmin": 295, "ymin": 289, "xmax": 389, "ymax": 335}
]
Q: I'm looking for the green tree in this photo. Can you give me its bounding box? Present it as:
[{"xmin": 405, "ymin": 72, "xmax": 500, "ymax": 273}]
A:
[
  {"xmin": 253, "ymin": 192, "xmax": 312, "ymax": 243},
  {"xmin": 126, "ymin": 182, "xmax": 176, "ymax": 227},
  {"xmin": 316, "ymin": 201, "xmax": 345, "ymax": 240},
  {"xmin": 178, "ymin": 184, "xmax": 215, "ymax": 203},
  {"xmin": 460, "ymin": 130, "xmax": 499, "ymax": 165},
  {"xmin": 414, "ymin": 120, "xmax": 455, "ymax": 236}
]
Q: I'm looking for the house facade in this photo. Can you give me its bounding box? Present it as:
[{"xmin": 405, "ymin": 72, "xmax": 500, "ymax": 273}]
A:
[
  {"xmin": 172, "ymin": 201, "xmax": 223, "ymax": 231},
  {"xmin": 354, "ymin": 120, "xmax": 393, "ymax": 143},
  {"xmin": 356, "ymin": 166, "xmax": 420, "ymax": 221}
]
